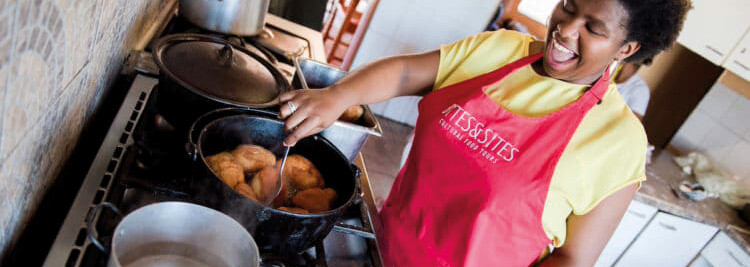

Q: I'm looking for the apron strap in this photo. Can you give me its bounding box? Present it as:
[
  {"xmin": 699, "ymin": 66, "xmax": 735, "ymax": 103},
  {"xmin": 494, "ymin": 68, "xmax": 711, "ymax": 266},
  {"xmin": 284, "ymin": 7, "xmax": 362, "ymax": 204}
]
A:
[
  {"xmin": 470, "ymin": 51, "xmax": 612, "ymax": 105},
  {"xmin": 584, "ymin": 64, "xmax": 612, "ymax": 105},
  {"xmin": 470, "ymin": 52, "xmax": 545, "ymax": 86}
]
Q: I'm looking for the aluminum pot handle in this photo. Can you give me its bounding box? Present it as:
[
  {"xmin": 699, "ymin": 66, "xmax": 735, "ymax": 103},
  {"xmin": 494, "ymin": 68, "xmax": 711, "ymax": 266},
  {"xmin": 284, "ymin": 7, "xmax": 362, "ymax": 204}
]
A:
[{"xmin": 86, "ymin": 202, "xmax": 123, "ymax": 253}]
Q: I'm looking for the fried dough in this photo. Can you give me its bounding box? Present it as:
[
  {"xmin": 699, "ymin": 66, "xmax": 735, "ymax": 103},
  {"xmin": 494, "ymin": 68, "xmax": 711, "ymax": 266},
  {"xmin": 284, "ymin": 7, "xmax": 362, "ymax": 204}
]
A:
[
  {"xmin": 339, "ymin": 105, "xmax": 364, "ymax": 122},
  {"xmin": 278, "ymin": 155, "xmax": 324, "ymax": 191},
  {"xmin": 205, "ymin": 152, "xmax": 244, "ymax": 188},
  {"xmin": 292, "ymin": 188, "xmax": 338, "ymax": 213},
  {"xmin": 232, "ymin": 144, "xmax": 276, "ymax": 173},
  {"xmin": 235, "ymin": 183, "xmax": 259, "ymax": 202}
]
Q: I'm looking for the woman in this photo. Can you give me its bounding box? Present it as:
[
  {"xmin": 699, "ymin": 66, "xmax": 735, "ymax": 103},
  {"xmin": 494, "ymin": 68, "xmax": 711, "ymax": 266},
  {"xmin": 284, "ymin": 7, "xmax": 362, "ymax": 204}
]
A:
[{"xmin": 278, "ymin": 0, "xmax": 690, "ymax": 265}]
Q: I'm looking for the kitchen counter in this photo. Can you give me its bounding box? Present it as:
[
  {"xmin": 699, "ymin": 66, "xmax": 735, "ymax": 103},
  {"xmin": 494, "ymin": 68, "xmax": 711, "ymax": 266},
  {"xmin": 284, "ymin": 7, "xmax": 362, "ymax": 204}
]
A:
[
  {"xmin": 266, "ymin": 14, "xmax": 327, "ymax": 62},
  {"xmin": 637, "ymin": 149, "xmax": 750, "ymax": 252}
]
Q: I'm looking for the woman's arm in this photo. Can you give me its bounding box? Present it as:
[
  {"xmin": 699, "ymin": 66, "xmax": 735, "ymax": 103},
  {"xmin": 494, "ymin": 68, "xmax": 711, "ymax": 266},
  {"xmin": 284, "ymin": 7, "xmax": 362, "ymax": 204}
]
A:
[
  {"xmin": 538, "ymin": 183, "xmax": 638, "ymax": 266},
  {"xmin": 278, "ymin": 49, "xmax": 440, "ymax": 146}
]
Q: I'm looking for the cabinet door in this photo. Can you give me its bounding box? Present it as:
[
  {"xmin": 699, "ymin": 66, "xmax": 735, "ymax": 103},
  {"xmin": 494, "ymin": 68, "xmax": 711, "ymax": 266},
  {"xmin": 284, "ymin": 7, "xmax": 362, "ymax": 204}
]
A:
[
  {"xmin": 700, "ymin": 231, "xmax": 750, "ymax": 267},
  {"xmin": 725, "ymin": 29, "xmax": 750, "ymax": 82},
  {"xmin": 594, "ymin": 201, "xmax": 658, "ymax": 267},
  {"xmin": 614, "ymin": 212, "xmax": 718, "ymax": 267},
  {"xmin": 677, "ymin": 0, "xmax": 750, "ymax": 65}
]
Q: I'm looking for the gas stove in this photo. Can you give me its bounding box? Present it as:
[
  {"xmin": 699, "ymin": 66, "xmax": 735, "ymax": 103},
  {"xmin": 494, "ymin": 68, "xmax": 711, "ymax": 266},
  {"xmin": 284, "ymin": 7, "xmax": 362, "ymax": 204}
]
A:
[{"xmin": 39, "ymin": 10, "xmax": 382, "ymax": 267}]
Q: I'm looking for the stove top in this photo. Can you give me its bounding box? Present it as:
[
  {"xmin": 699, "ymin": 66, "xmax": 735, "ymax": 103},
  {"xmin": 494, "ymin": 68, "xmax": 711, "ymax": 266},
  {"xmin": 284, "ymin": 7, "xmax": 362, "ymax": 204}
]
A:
[{"xmin": 40, "ymin": 11, "xmax": 382, "ymax": 267}]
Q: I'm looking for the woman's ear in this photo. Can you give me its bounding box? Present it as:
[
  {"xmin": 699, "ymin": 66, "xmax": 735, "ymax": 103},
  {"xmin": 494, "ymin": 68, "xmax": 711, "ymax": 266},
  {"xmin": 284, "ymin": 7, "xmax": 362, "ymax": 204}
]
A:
[{"xmin": 615, "ymin": 41, "xmax": 641, "ymax": 61}]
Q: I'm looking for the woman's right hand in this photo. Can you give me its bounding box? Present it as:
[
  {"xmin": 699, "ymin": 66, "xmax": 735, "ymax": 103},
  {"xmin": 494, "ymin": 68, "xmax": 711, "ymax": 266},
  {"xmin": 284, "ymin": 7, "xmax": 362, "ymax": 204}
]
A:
[
  {"xmin": 278, "ymin": 50, "xmax": 440, "ymax": 146},
  {"xmin": 277, "ymin": 86, "xmax": 356, "ymax": 146}
]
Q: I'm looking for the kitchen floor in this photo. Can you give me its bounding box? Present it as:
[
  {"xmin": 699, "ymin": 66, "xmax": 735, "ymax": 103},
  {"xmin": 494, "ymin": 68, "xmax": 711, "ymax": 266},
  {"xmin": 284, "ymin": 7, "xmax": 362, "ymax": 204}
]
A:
[{"xmin": 360, "ymin": 116, "xmax": 413, "ymax": 207}]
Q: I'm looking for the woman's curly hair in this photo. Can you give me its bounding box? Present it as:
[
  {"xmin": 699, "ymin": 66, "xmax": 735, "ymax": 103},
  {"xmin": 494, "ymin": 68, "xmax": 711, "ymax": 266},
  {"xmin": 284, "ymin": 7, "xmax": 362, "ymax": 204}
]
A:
[{"xmin": 618, "ymin": 0, "xmax": 692, "ymax": 64}]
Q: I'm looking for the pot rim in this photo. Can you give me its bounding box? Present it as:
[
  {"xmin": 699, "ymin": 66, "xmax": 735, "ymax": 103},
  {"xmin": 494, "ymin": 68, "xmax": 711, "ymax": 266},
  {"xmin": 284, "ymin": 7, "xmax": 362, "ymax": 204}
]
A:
[
  {"xmin": 110, "ymin": 201, "xmax": 260, "ymax": 267},
  {"xmin": 153, "ymin": 33, "xmax": 290, "ymax": 108},
  {"xmin": 195, "ymin": 114, "xmax": 358, "ymax": 217}
]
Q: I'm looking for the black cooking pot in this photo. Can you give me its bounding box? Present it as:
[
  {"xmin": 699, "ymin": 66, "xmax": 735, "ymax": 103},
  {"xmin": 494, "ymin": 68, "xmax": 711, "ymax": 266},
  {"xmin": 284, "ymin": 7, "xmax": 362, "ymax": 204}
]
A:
[
  {"xmin": 187, "ymin": 109, "xmax": 360, "ymax": 255},
  {"xmin": 153, "ymin": 33, "xmax": 290, "ymax": 130}
]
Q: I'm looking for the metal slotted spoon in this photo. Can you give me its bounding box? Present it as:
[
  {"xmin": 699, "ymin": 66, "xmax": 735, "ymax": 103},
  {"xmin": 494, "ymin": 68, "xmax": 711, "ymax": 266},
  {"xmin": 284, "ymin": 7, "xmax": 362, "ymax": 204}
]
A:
[
  {"xmin": 265, "ymin": 55, "xmax": 308, "ymax": 207},
  {"xmin": 264, "ymin": 143, "xmax": 290, "ymax": 207}
]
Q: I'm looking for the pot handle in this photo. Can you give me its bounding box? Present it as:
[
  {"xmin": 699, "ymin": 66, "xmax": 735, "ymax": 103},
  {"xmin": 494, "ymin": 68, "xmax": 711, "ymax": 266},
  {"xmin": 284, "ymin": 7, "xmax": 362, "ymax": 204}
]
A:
[
  {"xmin": 185, "ymin": 142, "xmax": 199, "ymax": 162},
  {"xmin": 86, "ymin": 202, "xmax": 123, "ymax": 253},
  {"xmin": 332, "ymin": 223, "xmax": 376, "ymax": 239},
  {"xmin": 350, "ymin": 163, "xmax": 364, "ymax": 205},
  {"xmin": 350, "ymin": 163, "xmax": 362, "ymax": 179}
]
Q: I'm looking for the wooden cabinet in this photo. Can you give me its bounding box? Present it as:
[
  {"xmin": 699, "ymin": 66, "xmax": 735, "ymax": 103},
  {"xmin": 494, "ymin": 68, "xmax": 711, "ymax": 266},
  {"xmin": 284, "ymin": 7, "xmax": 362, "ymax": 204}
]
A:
[
  {"xmin": 725, "ymin": 30, "xmax": 750, "ymax": 82},
  {"xmin": 691, "ymin": 231, "xmax": 750, "ymax": 267},
  {"xmin": 614, "ymin": 212, "xmax": 718, "ymax": 267},
  {"xmin": 677, "ymin": 0, "xmax": 750, "ymax": 66},
  {"xmin": 595, "ymin": 201, "xmax": 658, "ymax": 267}
]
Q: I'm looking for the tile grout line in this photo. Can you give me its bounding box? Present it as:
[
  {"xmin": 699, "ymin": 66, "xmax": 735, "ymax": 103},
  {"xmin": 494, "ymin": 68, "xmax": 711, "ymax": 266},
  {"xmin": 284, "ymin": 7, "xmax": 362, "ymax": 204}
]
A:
[
  {"xmin": 0, "ymin": 2, "xmax": 21, "ymax": 167},
  {"xmin": 0, "ymin": 0, "xmax": 101, "ymax": 163},
  {"xmin": 0, "ymin": 60, "xmax": 90, "ymax": 164}
]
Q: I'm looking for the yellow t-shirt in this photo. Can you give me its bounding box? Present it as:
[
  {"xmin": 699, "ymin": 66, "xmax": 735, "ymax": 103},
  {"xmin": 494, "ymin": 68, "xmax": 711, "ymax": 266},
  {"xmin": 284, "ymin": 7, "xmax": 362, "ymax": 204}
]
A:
[{"xmin": 435, "ymin": 29, "xmax": 647, "ymax": 248}]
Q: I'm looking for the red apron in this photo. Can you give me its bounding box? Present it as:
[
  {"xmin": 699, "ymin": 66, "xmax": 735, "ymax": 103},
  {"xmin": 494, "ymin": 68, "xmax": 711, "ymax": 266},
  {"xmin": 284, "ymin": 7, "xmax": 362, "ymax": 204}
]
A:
[{"xmin": 378, "ymin": 52, "xmax": 611, "ymax": 266}]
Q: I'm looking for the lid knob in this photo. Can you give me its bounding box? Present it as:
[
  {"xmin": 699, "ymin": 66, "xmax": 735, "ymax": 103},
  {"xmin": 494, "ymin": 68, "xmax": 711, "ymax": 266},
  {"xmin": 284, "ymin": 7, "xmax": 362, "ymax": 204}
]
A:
[{"xmin": 218, "ymin": 44, "xmax": 234, "ymax": 66}]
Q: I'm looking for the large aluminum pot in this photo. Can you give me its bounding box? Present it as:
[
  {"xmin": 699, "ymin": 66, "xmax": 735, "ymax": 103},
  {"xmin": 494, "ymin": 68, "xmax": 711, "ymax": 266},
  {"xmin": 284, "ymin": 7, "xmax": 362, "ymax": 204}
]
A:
[
  {"xmin": 179, "ymin": 0, "xmax": 270, "ymax": 36},
  {"xmin": 89, "ymin": 202, "xmax": 260, "ymax": 267}
]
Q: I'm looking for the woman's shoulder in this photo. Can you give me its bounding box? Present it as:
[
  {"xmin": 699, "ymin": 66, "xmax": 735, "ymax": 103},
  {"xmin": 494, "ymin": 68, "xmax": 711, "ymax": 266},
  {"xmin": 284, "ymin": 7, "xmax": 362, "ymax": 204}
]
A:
[
  {"xmin": 557, "ymin": 86, "xmax": 647, "ymax": 214},
  {"xmin": 441, "ymin": 29, "xmax": 535, "ymax": 60},
  {"xmin": 435, "ymin": 30, "xmax": 536, "ymax": 89}
]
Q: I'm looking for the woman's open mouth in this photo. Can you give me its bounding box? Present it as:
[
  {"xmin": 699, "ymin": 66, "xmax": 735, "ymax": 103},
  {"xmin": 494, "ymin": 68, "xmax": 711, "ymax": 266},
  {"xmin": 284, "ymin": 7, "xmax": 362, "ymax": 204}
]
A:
[{"xmin": 546, "ymin": 38, "xmax": 579, "ymax": 70}]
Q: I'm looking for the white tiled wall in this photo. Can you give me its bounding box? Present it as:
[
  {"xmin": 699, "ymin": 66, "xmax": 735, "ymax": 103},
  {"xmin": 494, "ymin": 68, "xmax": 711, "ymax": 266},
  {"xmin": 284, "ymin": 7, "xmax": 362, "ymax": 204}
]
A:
[
  {"xmin": 671, "ymin": 82, "xmax": 750, "ymax": 178},
  {"xmin": 352, "ymin": 0, "xmax": 500, "ymax": 126}
]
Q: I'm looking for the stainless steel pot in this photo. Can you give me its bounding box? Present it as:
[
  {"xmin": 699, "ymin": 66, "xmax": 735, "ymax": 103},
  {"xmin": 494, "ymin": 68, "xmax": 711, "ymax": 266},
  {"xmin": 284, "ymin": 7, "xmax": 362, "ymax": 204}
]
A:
[
  {"xmin": 88, "ymin": 202, "xmax": 260, "ymax": 267},
  {"xmin": 292, "ymin": 58, "xmax": 382, "ymax": 162},
  {"xmin": 179, "ymin": 0, "xmax": 270, "ymax": 36}
]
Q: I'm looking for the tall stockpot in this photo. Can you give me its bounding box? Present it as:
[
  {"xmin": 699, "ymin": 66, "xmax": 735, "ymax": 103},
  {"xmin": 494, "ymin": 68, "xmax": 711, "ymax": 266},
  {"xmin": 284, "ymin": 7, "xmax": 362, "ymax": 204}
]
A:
[{"xmin": 179, "ymin": 0, "xmax": 270, "ymax": 36}]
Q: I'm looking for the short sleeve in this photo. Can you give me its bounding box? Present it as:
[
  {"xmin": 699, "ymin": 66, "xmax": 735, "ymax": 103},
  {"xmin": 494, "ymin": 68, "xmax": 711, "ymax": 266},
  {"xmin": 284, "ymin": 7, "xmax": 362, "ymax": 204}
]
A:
[
  {"xmin": 565, "ymin": 88, "xmax": 649, "ymax": 215},
  {"xmin": 435, "ymin": 30, "xmax": 535, "ymax": 90}
]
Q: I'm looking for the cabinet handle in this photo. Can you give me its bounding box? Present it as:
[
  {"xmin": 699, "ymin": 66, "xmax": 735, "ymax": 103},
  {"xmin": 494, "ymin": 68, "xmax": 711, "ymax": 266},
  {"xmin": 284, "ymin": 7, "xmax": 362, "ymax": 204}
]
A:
[
  {"xmin": 705, "ymin": 45, "xmax": 724, "ymax": 56},
  {"xmin": 734, "ymin": 60, "xmax": 750, "ymax": 71},
  {"xmin": 627, "ymin": 210, "xmax": 646, "ymax": 218},
  {"xmin": 727, "ymin": 250, "xmax": 746, "ymax": 267},
  {"xmin": 658, "ymin": 222, "xmax": 677, "ymax": 231}
]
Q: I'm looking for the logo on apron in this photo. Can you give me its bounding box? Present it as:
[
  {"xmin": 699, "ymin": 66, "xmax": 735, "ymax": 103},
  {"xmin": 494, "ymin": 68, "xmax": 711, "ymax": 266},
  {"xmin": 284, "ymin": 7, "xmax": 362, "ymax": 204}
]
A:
[{"xmin": 440, "ymin": 104, "xmax": 519, "ymax": 163}]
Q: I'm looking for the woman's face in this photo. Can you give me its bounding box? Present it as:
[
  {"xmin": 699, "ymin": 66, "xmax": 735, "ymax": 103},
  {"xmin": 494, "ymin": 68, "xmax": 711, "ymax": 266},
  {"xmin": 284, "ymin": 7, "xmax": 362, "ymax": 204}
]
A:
[{"xmin": 541, "ymin": 0, "xmax": 640, "ymax": 84}]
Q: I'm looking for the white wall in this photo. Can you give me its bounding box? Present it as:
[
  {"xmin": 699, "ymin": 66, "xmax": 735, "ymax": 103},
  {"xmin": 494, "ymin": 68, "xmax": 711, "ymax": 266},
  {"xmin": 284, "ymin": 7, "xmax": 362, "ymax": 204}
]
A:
[
  {"xmin": 670, "ymin": 82, "xmax": 750, "ymax": 178},
  {"xmin": 352, "ymin": 0, "xmax": 501, "ymax": 126}
]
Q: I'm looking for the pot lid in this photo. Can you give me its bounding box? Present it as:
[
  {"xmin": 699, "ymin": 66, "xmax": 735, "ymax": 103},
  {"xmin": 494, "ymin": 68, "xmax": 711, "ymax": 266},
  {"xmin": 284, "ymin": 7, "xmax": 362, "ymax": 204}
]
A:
[{"xmin": 161, "ymin": 40, "xmax": 280, "ymax": 104}]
